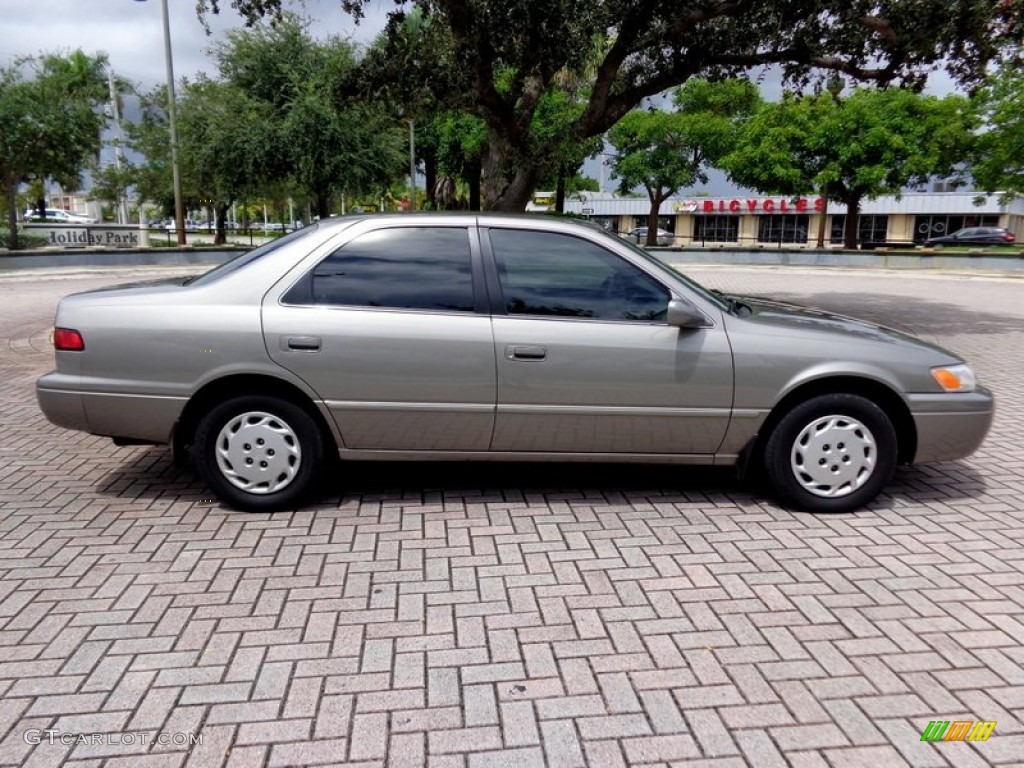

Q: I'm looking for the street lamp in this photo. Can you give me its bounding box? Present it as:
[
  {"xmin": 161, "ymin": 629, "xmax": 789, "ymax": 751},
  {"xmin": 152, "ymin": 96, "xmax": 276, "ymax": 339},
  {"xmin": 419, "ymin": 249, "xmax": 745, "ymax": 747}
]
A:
[{"xmin": 135, "ymin": 0, "xmax": 186, "ymax": 245}]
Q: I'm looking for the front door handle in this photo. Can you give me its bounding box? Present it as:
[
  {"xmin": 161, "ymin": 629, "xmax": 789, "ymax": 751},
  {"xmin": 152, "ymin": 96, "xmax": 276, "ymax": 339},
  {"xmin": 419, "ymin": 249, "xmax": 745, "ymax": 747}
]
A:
[
  {"xmin": 284, "ymin": 335, "xmax": 322, "ymax": 352},
  {"xmin": 506, "ymin": 344, "xmax": 547, "ymax": 361}
]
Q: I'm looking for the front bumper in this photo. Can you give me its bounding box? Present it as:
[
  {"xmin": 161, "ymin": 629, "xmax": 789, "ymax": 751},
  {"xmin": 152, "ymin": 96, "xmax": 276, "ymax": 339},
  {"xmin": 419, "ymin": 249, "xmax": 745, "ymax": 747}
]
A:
[{"xmin": 907, "ymin": 387, "xmax": 994, "ymax": 463}]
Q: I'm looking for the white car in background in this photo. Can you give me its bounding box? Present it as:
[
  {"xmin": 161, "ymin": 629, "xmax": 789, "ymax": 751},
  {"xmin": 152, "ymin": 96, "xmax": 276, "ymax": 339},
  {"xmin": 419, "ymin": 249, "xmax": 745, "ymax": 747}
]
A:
[{"xmin": 24, "ymin": 208, "xmax": 97, "ymax": 224}]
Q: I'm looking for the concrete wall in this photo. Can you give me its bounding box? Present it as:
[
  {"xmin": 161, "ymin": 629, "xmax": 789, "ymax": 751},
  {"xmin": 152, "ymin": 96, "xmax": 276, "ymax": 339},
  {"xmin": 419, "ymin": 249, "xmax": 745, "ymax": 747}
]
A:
[{"xmin": 654, "ymin": 247, "xmax": 1024, "ymax": 271}]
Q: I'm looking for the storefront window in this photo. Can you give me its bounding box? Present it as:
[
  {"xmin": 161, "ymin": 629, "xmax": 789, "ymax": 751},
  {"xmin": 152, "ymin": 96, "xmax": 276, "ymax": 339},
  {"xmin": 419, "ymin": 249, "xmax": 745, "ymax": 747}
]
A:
[
  {"xmin": 588, "ymin": 216, "xmax": 618, "ymax": 234},
  {"xmin": 693, "ymin": 215, "xmax": 739, "ymax": 243},
  {"xmin": 913, "ymin": 215, "xmax": 1000, "ymax": 243},
  {"xmin": 758, "ymin": 215, "xmax": 809, "ymax": 244},
  {"xmin": 830, "ymin": 215, "xmax": 889, "ymax": 245}
]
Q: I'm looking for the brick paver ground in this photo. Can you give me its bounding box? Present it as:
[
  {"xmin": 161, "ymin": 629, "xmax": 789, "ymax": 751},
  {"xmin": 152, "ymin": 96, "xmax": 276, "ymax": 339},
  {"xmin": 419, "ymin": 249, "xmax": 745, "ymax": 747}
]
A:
[{"xmin": 0, "ymin": 264, "xmax": 1022, "ymax": 768}]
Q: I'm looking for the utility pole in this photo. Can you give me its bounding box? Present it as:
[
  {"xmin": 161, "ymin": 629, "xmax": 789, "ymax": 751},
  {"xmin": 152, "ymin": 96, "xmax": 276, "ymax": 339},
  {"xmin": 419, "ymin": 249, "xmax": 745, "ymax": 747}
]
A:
[
  {"xmin": 408, "ymin": 119, "xmax": 416, "ymax": 212},
  {"xmin": 107, "ymin": 67, "xmax": 129, "ymax": 225}
]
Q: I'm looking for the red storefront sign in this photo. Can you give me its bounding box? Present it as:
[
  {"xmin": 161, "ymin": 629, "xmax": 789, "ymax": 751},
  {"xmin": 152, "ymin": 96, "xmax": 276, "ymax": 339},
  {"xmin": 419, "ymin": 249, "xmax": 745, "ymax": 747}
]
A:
[{"xmin": 697, "ymin": 198, "xmax": 825, "ymax": 214}]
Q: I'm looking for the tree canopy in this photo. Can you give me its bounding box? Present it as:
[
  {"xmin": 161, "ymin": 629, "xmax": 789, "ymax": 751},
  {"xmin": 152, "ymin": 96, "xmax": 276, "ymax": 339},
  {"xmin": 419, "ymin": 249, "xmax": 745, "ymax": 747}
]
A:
[
  {"xmin": 197, "ymin": 0, "xmax": 1024, "ymax": 211},
  {"xmin": 129, "ymin": 17, "xmax": 406, "ymax": 235},
  {"xmin": 971, "ymin": 61, "xmax": 1024, "ymax": 200},
  {"xmin": 609, "ymin": 78, "xmax": 760, "ymax": 245},
  {"xmin": 0, "ymin": 50, "xmax": 108, "ymax": 248},
  {"xmin": 722, "ymin": 87, "xmax": 976, "ymax": 248}
]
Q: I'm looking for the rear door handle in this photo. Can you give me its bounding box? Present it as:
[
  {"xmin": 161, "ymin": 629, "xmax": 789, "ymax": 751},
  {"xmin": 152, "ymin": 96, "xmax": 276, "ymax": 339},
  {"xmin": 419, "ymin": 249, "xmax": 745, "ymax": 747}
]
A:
[
  {"xmin": 506, "ymin": 344, "xmax": 547, "ymax": 361},
  {"xmin": 284, "ymin": 335, "xmax": 321, "ymax": 352}
]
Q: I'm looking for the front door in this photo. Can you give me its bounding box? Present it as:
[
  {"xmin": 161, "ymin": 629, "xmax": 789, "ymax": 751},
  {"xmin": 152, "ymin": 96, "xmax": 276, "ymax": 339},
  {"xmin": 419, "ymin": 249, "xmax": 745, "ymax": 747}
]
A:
[
  {"xmin": 263, "ymin": 224, "xmax": 496, "ymax": 451},
  {"xmin": 484, "ymin": 227, "xmax": 733, "ymax": 455}
]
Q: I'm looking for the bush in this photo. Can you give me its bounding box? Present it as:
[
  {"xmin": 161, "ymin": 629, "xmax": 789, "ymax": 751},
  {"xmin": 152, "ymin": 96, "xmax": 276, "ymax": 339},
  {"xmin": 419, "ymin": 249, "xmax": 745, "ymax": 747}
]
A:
[{"xmin": 0, "ymin": 227, "xmax": 50, "ymax": 250}]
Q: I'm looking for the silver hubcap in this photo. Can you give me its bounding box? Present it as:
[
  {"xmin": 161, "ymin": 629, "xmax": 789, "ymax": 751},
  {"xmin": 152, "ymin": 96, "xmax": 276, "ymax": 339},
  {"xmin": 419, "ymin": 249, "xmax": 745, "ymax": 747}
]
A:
[
  {"xmin": 791, "ymin": 414, "xmax": 875, "ymax": 498},
  {"xmin": 215, "ymin": 411, "xmax": 301, "ymax": 495}
]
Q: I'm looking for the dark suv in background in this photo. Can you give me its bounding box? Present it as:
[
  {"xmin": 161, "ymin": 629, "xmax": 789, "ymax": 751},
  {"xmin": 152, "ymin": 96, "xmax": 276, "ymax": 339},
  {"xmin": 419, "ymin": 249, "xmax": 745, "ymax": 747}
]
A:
[{"xmin": 924, "ymin": 226, "xmax": 1016, "ymax": 247}]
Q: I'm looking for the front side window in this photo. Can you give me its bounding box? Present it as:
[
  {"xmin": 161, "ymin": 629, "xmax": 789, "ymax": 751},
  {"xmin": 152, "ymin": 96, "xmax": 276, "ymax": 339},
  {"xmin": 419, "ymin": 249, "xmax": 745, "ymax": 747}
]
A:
[
  {"xmin": 488, "ymin": 229, "xmax": 670, "ymax": 322},
  {"xmin": 306, "ymin": 227, "xmax": 474, "ymax": 312}
]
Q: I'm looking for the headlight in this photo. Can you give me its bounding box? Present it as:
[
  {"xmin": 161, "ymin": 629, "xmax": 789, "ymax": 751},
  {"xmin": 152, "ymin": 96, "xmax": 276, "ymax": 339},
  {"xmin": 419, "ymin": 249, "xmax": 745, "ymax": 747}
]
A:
[{"xmin": 931, "ymin": 364, "xmax": 976, "ymax": 393}]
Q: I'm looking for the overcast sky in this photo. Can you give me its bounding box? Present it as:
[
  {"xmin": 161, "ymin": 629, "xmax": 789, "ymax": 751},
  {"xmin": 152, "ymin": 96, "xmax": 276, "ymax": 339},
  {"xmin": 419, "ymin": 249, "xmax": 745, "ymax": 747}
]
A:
[
  {"xmin": 1, "ymin": 1, "xmax": 963, "ymax": 197},
  {"xmin": 0, "ymin": 0, "xmax": 389, "ymax": 88}
]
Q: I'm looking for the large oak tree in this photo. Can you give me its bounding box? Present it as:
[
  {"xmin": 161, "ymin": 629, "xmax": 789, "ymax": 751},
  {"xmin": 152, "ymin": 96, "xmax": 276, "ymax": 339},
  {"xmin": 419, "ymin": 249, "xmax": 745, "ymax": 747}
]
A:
[{"xmin": 198, "ymin": 0, "xmax": 1024, "ymax": 211}]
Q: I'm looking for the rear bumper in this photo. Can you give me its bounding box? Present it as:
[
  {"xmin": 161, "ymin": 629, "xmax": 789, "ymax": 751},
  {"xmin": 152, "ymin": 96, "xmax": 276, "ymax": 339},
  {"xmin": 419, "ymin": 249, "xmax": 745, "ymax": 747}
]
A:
[
  {"xmin": 908, "ymin": 388, "xmax": 994, "ymax": 463},
  {"xmin": 37, "ymin": 376, "xmax": 90, "ymax": 434},
  {"xmin": 37, "ymin": 372, "xmax": 184, "ymax": 444}
]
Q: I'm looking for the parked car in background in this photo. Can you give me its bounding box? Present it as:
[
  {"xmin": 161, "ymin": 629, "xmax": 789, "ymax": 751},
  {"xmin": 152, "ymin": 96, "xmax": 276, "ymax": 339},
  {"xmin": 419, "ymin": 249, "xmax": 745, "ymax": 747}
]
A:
[
  {"xmin": 166, "ymin": 219, "xmax": 202, "ymax": 232},
  {"xmin": 24, "ymin": 208, "xmax": 97, "ymax": 224},
  {"xmin": 37, "ymin": 214, "xmax": 992, "ymax": 515},
  {"xmin": 924, "ymin": 226, "xmax": 1016, "ymax": 247},
  {"xmin": 627, "ymin": 226, "xmax": 674, "ymax": 246}
]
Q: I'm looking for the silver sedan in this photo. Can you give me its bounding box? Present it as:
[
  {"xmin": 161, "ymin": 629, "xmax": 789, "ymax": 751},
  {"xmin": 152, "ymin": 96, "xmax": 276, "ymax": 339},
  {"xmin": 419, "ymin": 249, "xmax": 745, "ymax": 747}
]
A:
[{"xmin": 36, "ymin": 214, "xmax": 993, "ymax": 513}]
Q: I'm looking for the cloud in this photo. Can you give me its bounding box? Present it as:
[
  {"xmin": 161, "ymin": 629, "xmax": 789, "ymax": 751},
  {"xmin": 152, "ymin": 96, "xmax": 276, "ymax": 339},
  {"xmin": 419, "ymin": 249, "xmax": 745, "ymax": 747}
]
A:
[{"xmin": 0, "ymin": 0, "xmax": 388, "ymax": 89}]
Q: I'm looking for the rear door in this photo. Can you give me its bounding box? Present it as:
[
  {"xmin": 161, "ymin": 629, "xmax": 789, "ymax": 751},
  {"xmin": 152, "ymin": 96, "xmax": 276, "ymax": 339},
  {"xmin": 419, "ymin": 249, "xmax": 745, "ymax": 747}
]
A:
[{"xmin": 262, "ymin": 222, "xmax": 497, "ymax": 451}]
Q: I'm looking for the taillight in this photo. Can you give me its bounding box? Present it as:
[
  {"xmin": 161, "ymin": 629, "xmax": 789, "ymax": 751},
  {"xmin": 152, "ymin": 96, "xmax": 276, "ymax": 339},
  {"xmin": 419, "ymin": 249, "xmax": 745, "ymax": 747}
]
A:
[
  {"xmin": 53, "ymin": 328, "xmax": 85, "ymax": 351},
  {"xmin": 1003, "ymin": 232, "xmax": 1015, "ymax": 242}
]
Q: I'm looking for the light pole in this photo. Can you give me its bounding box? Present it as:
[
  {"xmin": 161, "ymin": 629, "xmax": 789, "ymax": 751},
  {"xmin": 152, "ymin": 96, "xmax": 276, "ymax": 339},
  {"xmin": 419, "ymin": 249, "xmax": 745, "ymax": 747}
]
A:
[
  {"xmin": 408, "ymin": 119, "xmax": 416, "ymax": 212},
  {"xmin": 135, "ymin": 0, "xmax": 186, "ymax": 245}
]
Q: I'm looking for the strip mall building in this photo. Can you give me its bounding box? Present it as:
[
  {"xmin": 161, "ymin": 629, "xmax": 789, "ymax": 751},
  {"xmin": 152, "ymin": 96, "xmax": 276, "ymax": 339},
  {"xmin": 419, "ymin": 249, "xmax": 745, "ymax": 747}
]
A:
[{"xmin": 560, "ymin": 192, "xmax": 1024, "ymax": 247}]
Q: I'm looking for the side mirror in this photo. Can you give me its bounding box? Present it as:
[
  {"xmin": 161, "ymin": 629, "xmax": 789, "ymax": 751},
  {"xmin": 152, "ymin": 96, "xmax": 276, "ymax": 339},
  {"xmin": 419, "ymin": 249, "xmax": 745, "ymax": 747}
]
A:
[{"xmin": 667, "ymin": 299, "xmax": 708, "ymax": 329}]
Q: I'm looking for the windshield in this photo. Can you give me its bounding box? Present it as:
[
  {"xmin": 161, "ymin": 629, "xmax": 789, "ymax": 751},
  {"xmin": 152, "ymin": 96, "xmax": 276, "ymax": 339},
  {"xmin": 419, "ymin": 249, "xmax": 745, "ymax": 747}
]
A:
[
  {"xmin": 184, "ymin": 224, "xmax": 323, "ymax": 286},
  {"xmin": 600, "ymin": 226, "xmax": 731, "ymax": 312}
]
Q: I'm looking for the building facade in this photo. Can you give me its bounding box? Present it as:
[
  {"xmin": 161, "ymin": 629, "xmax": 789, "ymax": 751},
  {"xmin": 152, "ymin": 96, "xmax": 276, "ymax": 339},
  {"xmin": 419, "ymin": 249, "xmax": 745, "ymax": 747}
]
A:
[{"xmin": 564, "ymin": 192, "xmax": 1023, "ymax": 248}]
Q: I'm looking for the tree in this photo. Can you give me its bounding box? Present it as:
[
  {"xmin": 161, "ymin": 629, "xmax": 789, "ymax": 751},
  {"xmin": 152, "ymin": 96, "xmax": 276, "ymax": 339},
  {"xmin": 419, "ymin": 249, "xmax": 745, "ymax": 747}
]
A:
[
  {"xmin": 89, "ymin": 162, "xmax": 136, "ymax": 220},
  {"xmin": 722, "ymin": 88, "xmax": 976, "ymax": 248},
  {"xmin": 199, "ymin": 0, "xmax": 1024, "ymax": 212},
  {"xmin": 610, "ymin": 78, "xmax": 759, "ymax": 245},
  {"xmin": 178, "ymin": 77, "xmax": 276, "ymax": 243},
  {"xmin": 971, "ymin": 61, "xmax": 1024, "ymax": 200},
  {"xmin": 218, "ymin": 17, "xmax": 405, "ymax": 218},
  {"xmin": 0, "ymin": 50, "xmax": 108, "ymax": 248}
]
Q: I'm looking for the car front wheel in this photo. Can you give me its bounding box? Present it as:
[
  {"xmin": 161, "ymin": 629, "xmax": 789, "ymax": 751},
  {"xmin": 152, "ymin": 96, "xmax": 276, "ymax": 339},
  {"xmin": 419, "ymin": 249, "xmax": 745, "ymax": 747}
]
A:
[
  {"xmin": 763, "ymin": 393, "xmax": 897, "ymax": 513},
  {"xmin": 194, "ymin": 395, "xmax": 324, "ymax": 512}
]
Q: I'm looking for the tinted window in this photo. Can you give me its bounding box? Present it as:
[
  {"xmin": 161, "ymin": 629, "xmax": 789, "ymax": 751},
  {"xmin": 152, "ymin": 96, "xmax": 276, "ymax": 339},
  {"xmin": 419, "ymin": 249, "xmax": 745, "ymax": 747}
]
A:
[
  {"xmin": 489, "ymin": 229, "xmax": 669, "ymax": 321},
  {"xmin": 310, "ymin": 227, "xmax": 474, "ymax": 312}
]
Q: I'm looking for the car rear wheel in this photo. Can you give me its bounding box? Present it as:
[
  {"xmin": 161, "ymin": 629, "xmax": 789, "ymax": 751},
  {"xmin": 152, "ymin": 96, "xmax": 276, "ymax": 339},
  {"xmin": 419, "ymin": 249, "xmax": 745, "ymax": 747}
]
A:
[
  {"xmin": 763, "ymin": 393, "xmax": 897, "ymax": 513},
  {"xmin": 194, "ymin": 395, "xmax": 324, "ymax": 512}
]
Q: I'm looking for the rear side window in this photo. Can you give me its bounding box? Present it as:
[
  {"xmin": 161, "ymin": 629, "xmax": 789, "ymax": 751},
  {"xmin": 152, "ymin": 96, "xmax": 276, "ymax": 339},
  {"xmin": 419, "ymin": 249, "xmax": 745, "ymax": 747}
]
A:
[{"xmin": 304, "ymin": 227, "xmax": 474, "ymax": 312}]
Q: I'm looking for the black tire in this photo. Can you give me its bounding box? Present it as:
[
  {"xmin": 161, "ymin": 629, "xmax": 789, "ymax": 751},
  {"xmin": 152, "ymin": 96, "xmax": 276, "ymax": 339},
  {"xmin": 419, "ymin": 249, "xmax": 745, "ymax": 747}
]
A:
[
  {"xmin": 194, "ymin": 395, "xmax": 325, "ymax": 512},
  {"xmin": 763, "ymin": 393, "xmax": 897, "ymax": 513}
]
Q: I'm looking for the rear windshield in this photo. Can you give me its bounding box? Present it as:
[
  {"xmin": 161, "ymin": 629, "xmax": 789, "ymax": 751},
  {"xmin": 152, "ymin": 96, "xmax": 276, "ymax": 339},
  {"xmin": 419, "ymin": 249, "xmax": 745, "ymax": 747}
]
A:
[{"xmin": 184, "ymin": 224, "xmax": 322, "ymax": 286}]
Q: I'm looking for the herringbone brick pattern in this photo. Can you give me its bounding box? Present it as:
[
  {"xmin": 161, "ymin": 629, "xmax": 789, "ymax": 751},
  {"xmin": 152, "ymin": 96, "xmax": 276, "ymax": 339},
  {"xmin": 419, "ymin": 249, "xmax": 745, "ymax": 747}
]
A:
[{"xmin": 0, "ymin": 266, "xmax": 1022, "ymax": 767}]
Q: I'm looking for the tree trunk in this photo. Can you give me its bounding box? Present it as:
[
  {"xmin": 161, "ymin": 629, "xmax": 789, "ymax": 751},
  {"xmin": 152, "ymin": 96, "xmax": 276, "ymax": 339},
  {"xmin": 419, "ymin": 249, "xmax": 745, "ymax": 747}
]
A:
[
  {"xmin": 5, "ymin": 179, "xmax": 19, "ymax": 250},
  {"xmin": 815, "ymin": 184, "xmax": 829, "ymax": 249},
  {"xmin": 424, "ymin": 154, "xmax": 438, "ymax": 210},
  {"xmin": 480, "ymin": 129, "xmax": 546, "ymax": 211},
  {"xmin": 315, "ymin": 191, "xmax": 330, "ymax": 220},
  {"xmin": 843, "ymin": 194, "xmax": 861, "ymax": 250},
  {"xmin": 35, "ymin": 196, "xmax": 46, "ymax": 220},
  {"xmin": 646, "ymin": 192, "xmax": 664, "ymax": 247},
  {"xmin": 555, "ymin": 168, "xmax": 566, "ymax": 214},
  {"xmin": 468, "ymin": 159, "xmax": 482, "ymax": 211},
  {"xmin": 214, "ymin": 202, "xmax": 229, "ymax": 245}
]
